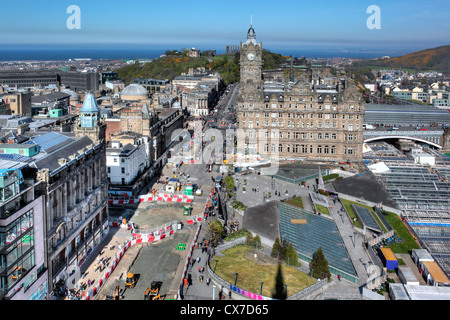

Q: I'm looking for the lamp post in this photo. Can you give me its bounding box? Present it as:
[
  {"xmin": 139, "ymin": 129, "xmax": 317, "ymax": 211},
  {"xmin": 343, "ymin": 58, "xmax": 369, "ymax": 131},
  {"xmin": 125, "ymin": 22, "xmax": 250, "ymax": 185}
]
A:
[
  {"xmin": 259, "ymin": 281, "xmax": 263, "ymax": 295},
  {"xmin": 232, "ymin": 272, "xmax": 238, "ymax": 286},
  {"xmin": 212, "ymin": 284, "xmax": 216, "ymax": 300},
  {"xmin": 285, "ymin": 284, "xmax": 289, "ymax": 299},
  {"xmin": 211, "ymin": 258, "xmax": 218, "ymax": 273}
]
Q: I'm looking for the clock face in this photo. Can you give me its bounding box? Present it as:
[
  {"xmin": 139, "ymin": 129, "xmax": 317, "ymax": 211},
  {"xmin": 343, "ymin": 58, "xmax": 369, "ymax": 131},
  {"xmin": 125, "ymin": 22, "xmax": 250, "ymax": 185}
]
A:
[{"xmin": 247, "ymin": 53, "xmax": 255, "ymax": 60}]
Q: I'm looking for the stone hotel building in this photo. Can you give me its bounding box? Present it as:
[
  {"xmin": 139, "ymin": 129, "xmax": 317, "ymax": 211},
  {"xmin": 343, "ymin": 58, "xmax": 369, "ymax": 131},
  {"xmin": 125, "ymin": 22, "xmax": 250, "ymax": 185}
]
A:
[{"xmin": 237, "ymin": 25, "xmax": 365, "ymax": 162}]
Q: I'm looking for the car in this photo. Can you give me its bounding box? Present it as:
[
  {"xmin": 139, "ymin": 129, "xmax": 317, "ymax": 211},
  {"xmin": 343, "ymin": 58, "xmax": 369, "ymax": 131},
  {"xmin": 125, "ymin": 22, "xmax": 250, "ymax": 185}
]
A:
[{"xmin": 420, "ymin": 128, "xmax": 427, "ymax": 131}]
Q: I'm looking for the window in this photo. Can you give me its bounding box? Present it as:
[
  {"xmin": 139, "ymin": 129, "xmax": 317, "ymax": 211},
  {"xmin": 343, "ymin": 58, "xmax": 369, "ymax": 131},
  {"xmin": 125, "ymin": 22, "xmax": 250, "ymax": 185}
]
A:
[
  {"xmin": 324, "ymin": 145, "xmax": 329, "ymax": 154},
  {"xmin": 317, "ymin": 145, "xmax": 322, "ymax": 154},
  {"xmin": 331, "ymin": 145, "xmax": 336, "ymax": 154}
]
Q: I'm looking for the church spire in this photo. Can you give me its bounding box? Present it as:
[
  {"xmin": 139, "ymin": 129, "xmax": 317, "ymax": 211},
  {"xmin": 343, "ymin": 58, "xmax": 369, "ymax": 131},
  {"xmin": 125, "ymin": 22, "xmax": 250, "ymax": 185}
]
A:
[{"xmin": 247, "ymin": 17, "xmax": 256, "ymax": 41}]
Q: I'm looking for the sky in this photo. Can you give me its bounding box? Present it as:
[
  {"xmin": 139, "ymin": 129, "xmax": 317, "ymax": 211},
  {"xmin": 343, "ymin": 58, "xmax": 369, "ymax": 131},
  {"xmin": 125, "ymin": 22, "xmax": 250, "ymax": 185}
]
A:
[{"xmin": 0, "ymin": 0, "xmax": 449, "ymax": 56}]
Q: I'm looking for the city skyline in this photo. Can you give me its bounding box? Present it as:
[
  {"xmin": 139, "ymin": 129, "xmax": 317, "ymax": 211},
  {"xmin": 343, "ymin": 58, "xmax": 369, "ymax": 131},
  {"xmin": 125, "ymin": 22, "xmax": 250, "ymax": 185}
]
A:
[{"xmin": 0, "ymin": 0, "xmax": 449, "ymax": 57}]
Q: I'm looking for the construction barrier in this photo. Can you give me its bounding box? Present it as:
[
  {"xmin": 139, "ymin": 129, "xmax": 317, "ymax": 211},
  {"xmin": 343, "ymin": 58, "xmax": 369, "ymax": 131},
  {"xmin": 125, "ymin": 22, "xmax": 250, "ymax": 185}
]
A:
[
  {"xmin": 82, "ymin": 189, "xmax": 214, "ymax": 300},
  {"xmin": 108, "ymin": 193, "xmax": 194, "ymax": 205},
  {"xmin": 81, "ymin": 220, "xmax": 179, "ymax": 300}
]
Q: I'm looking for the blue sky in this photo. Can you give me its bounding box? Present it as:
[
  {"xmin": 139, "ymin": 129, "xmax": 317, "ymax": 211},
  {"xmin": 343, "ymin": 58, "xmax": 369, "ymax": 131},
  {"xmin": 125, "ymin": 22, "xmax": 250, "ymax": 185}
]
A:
[{"xmin": 0, "ymin": 0, "xmax": 449, "ymax": 55}]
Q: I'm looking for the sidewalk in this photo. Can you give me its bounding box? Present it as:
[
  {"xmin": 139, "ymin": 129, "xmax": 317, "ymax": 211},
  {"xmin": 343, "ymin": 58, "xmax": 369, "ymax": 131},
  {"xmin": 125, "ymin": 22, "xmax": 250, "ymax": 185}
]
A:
[
  {"xmin": 63, "ymin": 226, "xmax": 132, "ymax": 300},
  {"xmin": 181, "ymin": 207, "xmax": 230, "ymax": 300}
]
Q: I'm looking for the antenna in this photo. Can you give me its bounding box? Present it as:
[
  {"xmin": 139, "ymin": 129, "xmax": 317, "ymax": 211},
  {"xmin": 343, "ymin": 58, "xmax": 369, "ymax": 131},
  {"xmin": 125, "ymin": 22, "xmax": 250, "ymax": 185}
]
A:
[{"xmin": 251, "ymin": 15, "xmax": 253, "ymax": 27}]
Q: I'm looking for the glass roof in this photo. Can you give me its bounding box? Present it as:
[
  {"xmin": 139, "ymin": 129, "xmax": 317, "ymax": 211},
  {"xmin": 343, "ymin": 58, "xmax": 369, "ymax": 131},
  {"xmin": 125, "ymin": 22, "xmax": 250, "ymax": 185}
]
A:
[{"xmin": 278, "ymin": 202, "xmax": 357, "ymax": 277}]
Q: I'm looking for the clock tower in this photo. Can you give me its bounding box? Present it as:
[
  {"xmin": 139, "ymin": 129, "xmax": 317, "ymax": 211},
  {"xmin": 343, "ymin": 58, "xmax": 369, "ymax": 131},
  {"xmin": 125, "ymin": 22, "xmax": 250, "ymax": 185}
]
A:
[{"xmin": 239, "ymin": 23, "xmax": 263, "ymax": 99}]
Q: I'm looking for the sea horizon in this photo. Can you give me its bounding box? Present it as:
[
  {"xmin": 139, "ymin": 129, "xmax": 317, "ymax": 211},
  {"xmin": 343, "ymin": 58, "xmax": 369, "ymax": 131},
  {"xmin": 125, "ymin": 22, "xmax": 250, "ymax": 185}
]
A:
[{"xmin": 0, "ymin": 46, "xmax": 410, "ymax": 62}]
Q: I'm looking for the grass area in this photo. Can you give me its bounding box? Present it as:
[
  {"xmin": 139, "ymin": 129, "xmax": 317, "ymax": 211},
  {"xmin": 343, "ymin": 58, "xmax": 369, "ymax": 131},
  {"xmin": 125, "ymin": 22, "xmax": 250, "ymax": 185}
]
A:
[
  {"xmin": 382, "ymin": 211, "xmax": 421, "ymax": 254},
  {"xmin": 212, "ymin": 244, "xmax": 316, "ymax": 297},
  {"xmin": 340, "ymin": 199, "xmax": 363, "ymax": 229},
  {"xmin": 285, "ymin": 196, "xmax": 304, "ymax": 209},
  {"xmin": 224, "ymin": 228, "xmax": 248, "ymax": 241},
  {"xmin": 315, "ymin": 204, "xmax": 330, "ymax": 215},
  {"xmin": 340, "ymin": 199, "xmax": 420, "ymax": 253},
  {"xmin": 340, "ymin": 199, "xmax": 388, "ymax": 232}
]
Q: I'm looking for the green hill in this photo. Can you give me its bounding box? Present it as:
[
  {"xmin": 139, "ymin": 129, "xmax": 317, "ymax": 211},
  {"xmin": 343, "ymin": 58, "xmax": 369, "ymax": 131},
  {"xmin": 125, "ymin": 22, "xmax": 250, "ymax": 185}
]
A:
[
  {"xmin": 115, "ymin": 50, "xmax": 287, "ymax": 86},
  {"xmin": 352, "ymin": 44, "xmax": 450, "ymax": 75}
]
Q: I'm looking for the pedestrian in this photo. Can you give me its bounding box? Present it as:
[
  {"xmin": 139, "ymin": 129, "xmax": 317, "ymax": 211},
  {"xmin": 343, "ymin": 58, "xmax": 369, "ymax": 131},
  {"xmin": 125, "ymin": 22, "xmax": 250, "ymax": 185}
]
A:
[
  {"xmin": 184, "ymin": 278, "xmax": 188, "ymax": 287},
  {"xmin": 206, "ymin": 278, "xmax": 210, "ymax": 286},
  {"xmin": 197, "ymin": 256, "xmax": 200, "ymax": 263},
  {"xmin": 198, "ymin": 267, "xmax": 202, "ymax": 273}
]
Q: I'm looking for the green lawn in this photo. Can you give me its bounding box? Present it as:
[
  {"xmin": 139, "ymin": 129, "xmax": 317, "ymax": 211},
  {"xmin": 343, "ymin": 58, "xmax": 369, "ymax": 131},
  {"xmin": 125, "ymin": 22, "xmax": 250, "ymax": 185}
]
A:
[
  {"xmin": 212, "ymin": 244, "xmax": 316, "ymax": 298},
  {"xmin": 341, "ymin": 198, "xmax": 421, "ymax": 254},
  {"xmin": 382, "ymin": 211, "xmax": 421, "ymax": 254},
  {"xmin": 285, "ymin": 196, "xmax": 304, "ymax": 209},
  {"xmin": 340, "ymin": 199, "xmax": 363, "ymax": 229},
  {"xmin": 315, "ymin": 204, "xmax": 330, "ymax": 215}
]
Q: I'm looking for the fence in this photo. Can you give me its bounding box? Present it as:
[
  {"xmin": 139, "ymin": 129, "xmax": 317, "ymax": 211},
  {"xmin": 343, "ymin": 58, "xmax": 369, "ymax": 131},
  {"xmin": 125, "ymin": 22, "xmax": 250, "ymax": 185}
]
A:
[{"xmin": 108, "ymin": 192, "xmax": 194, "ymax": 205}]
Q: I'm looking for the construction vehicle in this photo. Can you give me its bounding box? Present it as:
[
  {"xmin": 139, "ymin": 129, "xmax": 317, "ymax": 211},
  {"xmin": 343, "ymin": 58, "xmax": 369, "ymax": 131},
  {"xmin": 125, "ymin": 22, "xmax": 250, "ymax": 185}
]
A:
[
  {"xmin": 113, "ymin": 283, "xmax": 120, "ymax": 300},
  {"xmin": 144, "ymin": 281, "xmax": 162, "ymax": 300},
  {"xmin": 125, "ymin": 273, "xmax": 138, "ymax": 289}
]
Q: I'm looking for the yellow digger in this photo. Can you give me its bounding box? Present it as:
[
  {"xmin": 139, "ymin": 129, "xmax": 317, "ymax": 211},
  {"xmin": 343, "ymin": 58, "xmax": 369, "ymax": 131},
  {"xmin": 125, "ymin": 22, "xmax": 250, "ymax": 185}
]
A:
[
  {"xmin": 125, "ymin": 273, "xmax": 138, "ymax": 289},
  {"xmin": 113, "ymin": 283, "xmax": 120, "ymax": 300},
  {"xmin": 144, "ymin": 281, "xmax": 162, "ymax": 300}
]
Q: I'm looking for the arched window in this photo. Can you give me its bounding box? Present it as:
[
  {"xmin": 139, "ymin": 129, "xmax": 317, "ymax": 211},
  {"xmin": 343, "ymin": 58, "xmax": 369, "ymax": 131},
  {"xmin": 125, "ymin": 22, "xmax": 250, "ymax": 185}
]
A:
[
  {"xmin": 317, "ymin": 145, "xmax": 322, "ymax": 154},
  {"xmin": 331, "ymin": 145, "xmax": 336, "ymax": 154},
  {"xmin": 324, "ymin": 145, "xmax": 329, "ymax": 154}
]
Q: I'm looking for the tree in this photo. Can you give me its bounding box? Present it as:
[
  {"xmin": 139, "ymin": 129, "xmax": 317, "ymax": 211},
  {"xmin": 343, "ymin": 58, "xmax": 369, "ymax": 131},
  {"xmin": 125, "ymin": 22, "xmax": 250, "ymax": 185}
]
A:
[
  {"xmin": 207, "ymin": 220, "xmax": 225, "ymax": 246},
  {"xmin": 252, "ymin": 234, "xmax": 262, "ymax": 249},
  {"xmin": 271, "ymin": 237, "xmax": 283, "ymax": 259},
  {"xmin": 222, "ymin": 175, "xmax": 235, "ymax": 199},
  {"xmin": 309, "ymin": 247, "xmax": 331, "ymax": 281},
  {"xmin": 245, "ymin": 231, "xmax": 254, "ymax": 245},
  {"xmin": 285, "ymin": 242, "xmax": 299, "ymax": 267}
]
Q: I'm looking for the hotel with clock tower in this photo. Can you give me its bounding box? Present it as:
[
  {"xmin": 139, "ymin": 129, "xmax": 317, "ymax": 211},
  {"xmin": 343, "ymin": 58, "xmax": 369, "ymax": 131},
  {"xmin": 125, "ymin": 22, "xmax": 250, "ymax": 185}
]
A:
[{"xmin": 236, "ymin": 24, "xmax": 365, "ymax": 163}]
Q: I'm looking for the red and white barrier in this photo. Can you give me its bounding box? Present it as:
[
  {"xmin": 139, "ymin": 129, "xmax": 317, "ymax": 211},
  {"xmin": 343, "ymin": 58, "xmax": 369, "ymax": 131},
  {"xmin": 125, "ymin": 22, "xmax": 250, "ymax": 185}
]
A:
[
  {"xmin": 83, "ymin": 188, "xmax": 214, "ymax": 300},
  {"xmin": 108, "ymin": 192, "xmax": 194, "ymax": 205}
]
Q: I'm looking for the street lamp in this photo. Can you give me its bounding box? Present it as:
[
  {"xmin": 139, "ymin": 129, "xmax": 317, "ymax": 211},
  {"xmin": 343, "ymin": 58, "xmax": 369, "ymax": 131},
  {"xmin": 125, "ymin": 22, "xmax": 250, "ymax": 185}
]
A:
[
  {"xmin": 259, "ymin": 281, "xmax": 263, "ymax": 295},
  {"xmin": 210, "ymin": 258, "xmax": 219, "ymax": 273},
  {"xmin": 285, "ymin": 284, "xmax": 289, "ymax": 298},
  {"xmin": 232, "ymin": 272, "xmax": 238, "ymax": 286},
  {"xmin": 212, "ymin": 284, "xmax": 216, "ymax": 300}
]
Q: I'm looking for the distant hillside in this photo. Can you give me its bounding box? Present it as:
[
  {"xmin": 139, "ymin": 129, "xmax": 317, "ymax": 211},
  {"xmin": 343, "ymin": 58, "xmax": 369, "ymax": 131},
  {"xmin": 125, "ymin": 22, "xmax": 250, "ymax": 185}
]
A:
[{"xmin": 354, "ymin": 45, "xmax": 450, "ymax": 75}]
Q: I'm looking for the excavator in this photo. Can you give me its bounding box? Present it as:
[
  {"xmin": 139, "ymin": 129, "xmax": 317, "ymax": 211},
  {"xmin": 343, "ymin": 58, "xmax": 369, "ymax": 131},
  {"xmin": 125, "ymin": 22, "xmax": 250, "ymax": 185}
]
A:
[
  {"xmin": 125, "ymin": 273, "xmax": 138, "ymax": 289},
  {"xmin": 144, "ymin": 281, "xmax": 162, "ymax": 300},
  {"xmin": 113, "ymin": 283, "xmax": 120, "ymax": 300}
]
